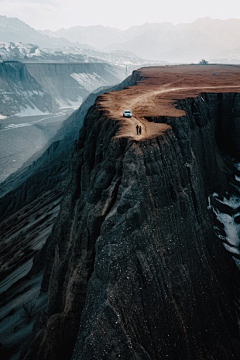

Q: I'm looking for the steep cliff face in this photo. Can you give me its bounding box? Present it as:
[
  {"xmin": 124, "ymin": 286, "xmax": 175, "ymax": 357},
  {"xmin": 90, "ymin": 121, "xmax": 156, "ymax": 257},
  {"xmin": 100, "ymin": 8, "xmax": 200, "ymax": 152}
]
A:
[
  {"xmin": 21, "ymin": 67, "xmax": 240, "ymax": 359},
  {"xmin": 0, "ymin": 61, "xmax": 57, "ymax": 116},
  {"xmin": 0, "ymin": 75, "xmax": 138, "ymax": 359},
  {"xmin": 26, "ymin": 63, "xmax": 124, "ymax": 108},
  {"xmin": 0, "ymin": 61, "xmax": 124, "ymax": 117},
  {"xmin": 0, "ymin": 74, "xmax": 135, "ymax": 221}
]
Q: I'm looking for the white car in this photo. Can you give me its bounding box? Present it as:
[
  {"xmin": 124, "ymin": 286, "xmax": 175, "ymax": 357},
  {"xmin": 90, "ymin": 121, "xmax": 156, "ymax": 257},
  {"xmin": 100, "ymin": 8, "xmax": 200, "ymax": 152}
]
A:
[{"xmin": 123, "ymin": 110, "xmax": 132, "ymax": 118}]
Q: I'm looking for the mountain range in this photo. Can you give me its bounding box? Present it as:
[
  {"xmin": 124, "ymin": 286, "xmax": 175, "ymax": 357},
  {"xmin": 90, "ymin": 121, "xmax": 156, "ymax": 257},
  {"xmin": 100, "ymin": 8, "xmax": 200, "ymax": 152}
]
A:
[
  {"xmin": 2, "ymin": 15, "xmax": 240, "ymax": 63},
  {"xmin": 0, "ymin": 42, "xmax": 151, "ymax": 67},
  {"xmin": 0, "ymin": 15, "xmax": 80, "ymax": 49},
  {"xmin": 40, "ymin": 17, "xmax": 240, "ymax": 63}
]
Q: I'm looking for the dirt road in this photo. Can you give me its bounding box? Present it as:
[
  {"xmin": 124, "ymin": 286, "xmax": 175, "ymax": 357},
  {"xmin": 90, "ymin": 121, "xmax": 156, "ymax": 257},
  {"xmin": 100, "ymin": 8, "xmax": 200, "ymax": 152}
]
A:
[{"xmin": 97, "ymin": 65, "xmax": 240, "ymax": 140}]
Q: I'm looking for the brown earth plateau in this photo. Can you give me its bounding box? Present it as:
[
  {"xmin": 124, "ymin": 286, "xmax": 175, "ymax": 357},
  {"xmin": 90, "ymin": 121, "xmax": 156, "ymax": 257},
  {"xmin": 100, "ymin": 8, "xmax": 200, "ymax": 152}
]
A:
[{"xmin": 97, "ymin": 65, "xmax": 240, "ymax": 140}]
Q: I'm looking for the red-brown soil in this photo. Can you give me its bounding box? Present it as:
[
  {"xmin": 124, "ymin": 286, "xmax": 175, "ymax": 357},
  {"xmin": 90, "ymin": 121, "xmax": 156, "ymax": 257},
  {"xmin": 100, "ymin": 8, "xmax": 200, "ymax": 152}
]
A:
[{"xmin": 97, "ymin": 65, "xmax": 240, "ymax": 140}]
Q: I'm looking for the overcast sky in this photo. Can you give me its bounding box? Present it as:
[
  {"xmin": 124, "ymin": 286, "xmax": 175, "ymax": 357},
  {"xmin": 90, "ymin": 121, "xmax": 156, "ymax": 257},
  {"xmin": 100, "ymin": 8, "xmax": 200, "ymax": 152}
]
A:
[{"xmin": 0, "ymin": 0, "xmax": 240, "ymax": 30}]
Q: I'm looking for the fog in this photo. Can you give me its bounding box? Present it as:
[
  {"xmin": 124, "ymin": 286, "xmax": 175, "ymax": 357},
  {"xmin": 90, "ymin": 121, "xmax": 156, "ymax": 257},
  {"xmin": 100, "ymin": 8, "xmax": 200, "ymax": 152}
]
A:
[{"xmin": 0, "ymin": 0, "xmax": 240, "ymax": 31}]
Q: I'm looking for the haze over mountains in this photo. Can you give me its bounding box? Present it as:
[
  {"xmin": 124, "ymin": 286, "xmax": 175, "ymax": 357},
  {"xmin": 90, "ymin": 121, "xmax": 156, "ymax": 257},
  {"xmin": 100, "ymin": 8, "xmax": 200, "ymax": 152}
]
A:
[
  {"xmin": 0, "ymin": 16, "xmax": 154, "ymax": 118},
  {"xmin": 41, "ymin": 17, "xmax": 240, "ymax": 63},
  {"xmin": 1, "ymin": 15, "xmax": 240, "ymax": 63},
  {"xmin": 0, "ymin": 15, "xmax": 80, "ymax": 49}
]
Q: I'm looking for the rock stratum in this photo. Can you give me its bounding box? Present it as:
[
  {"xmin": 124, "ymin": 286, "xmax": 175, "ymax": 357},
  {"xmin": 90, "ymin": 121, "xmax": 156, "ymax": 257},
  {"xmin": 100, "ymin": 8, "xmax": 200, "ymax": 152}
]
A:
[{"xmin": 1, "ymin": 65, "xmax": 240, "ymax": 359}]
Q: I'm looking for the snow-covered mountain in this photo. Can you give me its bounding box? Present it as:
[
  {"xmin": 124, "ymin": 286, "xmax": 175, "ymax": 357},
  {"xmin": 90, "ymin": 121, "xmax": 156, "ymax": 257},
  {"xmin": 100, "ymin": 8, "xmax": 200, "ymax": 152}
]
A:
[
  {"xmin": 0, "ymin": 42, "xmax": 151, "ymax": 66},
  {"xmin": 0, "ymin": 42, "xmax": 97, "ymax": 63},
  {"xmin": 0, "ymin": 16, "xmax": 161, "ymax": 65},
  {"xmin": 0, "ymin": 16, "xmax": 163, "ymax": 120},
  {"xmin": 3, "ymin": 16, "xmax": 240, "ymax": 63}
]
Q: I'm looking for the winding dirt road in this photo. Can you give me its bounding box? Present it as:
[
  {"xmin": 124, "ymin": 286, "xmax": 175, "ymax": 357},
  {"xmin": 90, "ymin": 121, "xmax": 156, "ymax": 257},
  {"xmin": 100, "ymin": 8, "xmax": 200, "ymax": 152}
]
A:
[{"xmin": 97, "ymin": 65, "xmax": 240, "ymax": 141}]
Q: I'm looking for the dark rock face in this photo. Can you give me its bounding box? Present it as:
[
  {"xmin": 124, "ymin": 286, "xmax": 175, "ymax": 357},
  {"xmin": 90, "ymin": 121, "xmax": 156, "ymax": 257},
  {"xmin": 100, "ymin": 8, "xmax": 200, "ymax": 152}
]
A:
[
  {"xmin": 0, "ymin": 75, "xmax": 138, "ymax": 359},
  {"xmin": 0, "ymin": 190, "xmax": 61, "ymax": 360},
  {"xmin": 175, "ymin": 93, "xmax": 240, "ymax": 160},
  {"xmin": 21, "ymin": 90, "xmax": 239, "ymax": 359}
]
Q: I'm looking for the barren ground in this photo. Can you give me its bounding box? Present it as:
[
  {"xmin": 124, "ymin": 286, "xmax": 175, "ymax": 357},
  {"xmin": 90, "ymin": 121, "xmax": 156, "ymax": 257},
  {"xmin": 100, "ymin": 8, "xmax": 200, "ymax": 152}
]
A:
[{"xmin": 97, "ymin": 65, "xmax": 240, "ymax": 140}]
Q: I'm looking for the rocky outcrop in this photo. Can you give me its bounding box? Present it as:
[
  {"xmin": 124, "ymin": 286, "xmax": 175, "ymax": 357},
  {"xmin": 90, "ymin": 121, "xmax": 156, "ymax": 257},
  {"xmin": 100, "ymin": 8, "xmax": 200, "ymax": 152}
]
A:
[{"xmin": 21, "ymin": 84, "xmax": 240, "ymax": 359}]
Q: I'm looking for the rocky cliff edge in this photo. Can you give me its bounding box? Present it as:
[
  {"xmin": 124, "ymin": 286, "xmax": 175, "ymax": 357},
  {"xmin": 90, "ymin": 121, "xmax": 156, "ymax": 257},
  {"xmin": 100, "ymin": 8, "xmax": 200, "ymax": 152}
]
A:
[{"xmin": 21, "ymin": 65, "xmax": 240, "ymax": 360}]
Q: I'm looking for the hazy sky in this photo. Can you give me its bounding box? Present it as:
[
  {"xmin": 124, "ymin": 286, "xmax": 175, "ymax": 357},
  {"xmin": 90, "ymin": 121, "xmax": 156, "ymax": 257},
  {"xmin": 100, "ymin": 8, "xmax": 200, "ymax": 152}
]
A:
[{"xmin": 0, "ymin": 0, "xmax": 240, "ymax": 30}]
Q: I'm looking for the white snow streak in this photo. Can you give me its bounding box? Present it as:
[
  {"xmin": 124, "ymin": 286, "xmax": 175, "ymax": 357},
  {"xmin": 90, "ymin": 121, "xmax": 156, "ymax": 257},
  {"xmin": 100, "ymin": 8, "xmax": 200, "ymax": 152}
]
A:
[
  {"xmin": 70, "ymin": 72, "xmax": 109, "ymax": 92},
  {"xmin": 16, "ymin": 105, "xmax": 50, "ymax": 117},
  {"xmin": 208, "ymin": 162, "xmax": 240, "ymax": 264}
]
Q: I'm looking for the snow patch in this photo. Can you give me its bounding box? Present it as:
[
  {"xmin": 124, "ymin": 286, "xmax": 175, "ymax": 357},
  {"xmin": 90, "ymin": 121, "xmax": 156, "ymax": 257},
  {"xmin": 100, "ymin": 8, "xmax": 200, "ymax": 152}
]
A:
[
  {"xmin": 15, "ymin": 105, "xmax": 50, "ymax": 117},
  {"xmin": 0, "ymin": 114, "xmax": 7, "ymax": 120},
  {"xmin": 70, "ymin": 72, "xmax": 109, "ymax": 92},
  {"xmin": 211, "ymin": 191, "xmax": 240, "ymax": 210},
  {"xmin": 5, "ymin": 123, "xmax": 33, "ymax": 130},
  {"xmin": 208, "ymin": 162, "xmax": 240, "ymax": 264}
]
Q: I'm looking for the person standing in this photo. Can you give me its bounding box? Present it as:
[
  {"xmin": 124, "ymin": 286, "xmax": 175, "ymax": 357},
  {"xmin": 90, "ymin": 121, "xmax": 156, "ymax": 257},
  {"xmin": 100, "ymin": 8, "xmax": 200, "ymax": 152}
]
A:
[{"xmin": 136, "ymin": 124, "xmax": 139, "ymax": 135}]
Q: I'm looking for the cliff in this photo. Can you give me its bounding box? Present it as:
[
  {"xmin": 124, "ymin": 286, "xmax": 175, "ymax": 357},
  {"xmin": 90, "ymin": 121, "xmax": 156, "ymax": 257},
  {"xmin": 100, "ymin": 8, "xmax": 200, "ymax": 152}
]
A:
[
  {"xmin": 0, "ymin": 74, "xmax": 135, "ymax": 220},
  {"xmin": 0, "ymin": 61, "xmax": 57, "ymax": 116},
  {"xmin": 0, "ymin": 61, "xmax": 124, "ymax": 117},
  {"xmin": 0, "ymin": 75, "xmax": 137, "ymax": 359},
  {"xmin": 26, "ymin": 62, "xmax": 124, "ymax": 108},
  {"xmin": 18, "ymin": 65, "xmax": 240, "ymax": 359}
]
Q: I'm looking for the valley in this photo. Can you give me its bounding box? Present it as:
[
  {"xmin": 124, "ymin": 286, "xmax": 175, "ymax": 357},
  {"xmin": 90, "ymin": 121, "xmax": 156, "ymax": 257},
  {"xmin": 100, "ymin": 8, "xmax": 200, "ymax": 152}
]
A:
[
  {"xmin": 0, "ymin": 60, "xmax": 126, "ymax": 185},
  {"xmin": 0, "ymin": 109, "xmax": 73, "ymax": 183}
]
